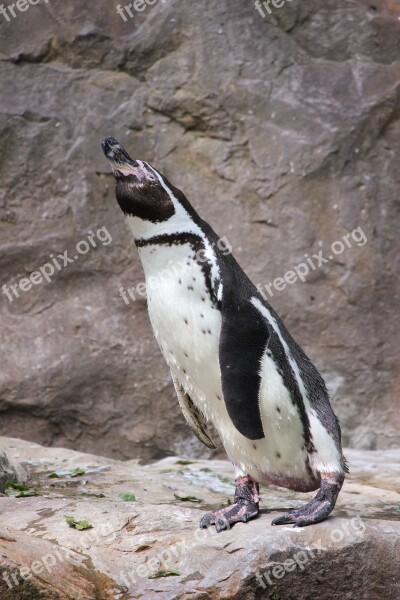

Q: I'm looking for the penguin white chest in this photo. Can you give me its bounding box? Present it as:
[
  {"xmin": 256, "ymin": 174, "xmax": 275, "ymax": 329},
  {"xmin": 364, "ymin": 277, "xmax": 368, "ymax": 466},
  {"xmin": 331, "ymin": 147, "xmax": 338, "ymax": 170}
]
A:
[{"xmin": 139, "ymin": 243, "xmax": 223, "ymax": 423}]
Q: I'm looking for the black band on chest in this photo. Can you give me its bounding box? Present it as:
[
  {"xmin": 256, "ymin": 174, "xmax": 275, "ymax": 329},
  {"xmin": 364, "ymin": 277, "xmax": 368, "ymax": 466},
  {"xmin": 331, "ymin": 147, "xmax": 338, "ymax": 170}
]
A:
[{"xmin": 136, "ymin": 232, "xmax": 220, "ymax": 308}]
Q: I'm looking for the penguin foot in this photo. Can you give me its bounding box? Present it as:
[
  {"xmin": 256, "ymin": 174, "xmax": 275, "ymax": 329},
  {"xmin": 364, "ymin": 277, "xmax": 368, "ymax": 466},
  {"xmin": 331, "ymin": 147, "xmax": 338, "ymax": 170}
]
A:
[
  {"xmin": 199, "ymin": 501, "xmax": 259, "ymax": 532},
  {"xmin": 271, "ymin": 473, "xmax": 345, "ymax": 528},
  {"xmin": 199, "ymin": 475, "xmax": 259, "ymax": 532}
]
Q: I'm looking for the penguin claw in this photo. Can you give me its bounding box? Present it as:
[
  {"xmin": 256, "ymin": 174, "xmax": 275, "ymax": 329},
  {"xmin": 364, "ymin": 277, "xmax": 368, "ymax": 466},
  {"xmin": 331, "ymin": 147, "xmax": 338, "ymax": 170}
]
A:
[
  {"xmin": 271, "ymin": 512, "xmax": 298, "ymax": 526},
  {"xmin": 272, "ymin": 474, "xmax": 345, "ymax": 527},
  {"xmin": 271, "ymin": 508, "xmax": 328, "ymax": 527},
  {"xmin": 200, "ymin": 475, "xmax": 260, "ymax": 532},
  {"xmin": 200, "ymin": 501, "xmax": 259, "ymax": 532},
  {"xmin": 271, "ymin": 498, "xmax": 334, "ymax": 527}
]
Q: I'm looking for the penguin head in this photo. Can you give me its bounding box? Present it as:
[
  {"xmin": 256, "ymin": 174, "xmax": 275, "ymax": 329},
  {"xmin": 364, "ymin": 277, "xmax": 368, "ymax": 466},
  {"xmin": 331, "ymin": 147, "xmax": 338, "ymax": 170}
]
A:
[{"xmin": 101, "ymin": 137, "xmax": 175, "ymax": 223}]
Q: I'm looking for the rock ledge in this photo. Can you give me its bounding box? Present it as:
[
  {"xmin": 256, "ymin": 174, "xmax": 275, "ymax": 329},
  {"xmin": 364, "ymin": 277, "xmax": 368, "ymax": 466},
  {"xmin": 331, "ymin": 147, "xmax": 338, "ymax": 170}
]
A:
[{"xmin": 0, "ymin": 437, "xmax": 399, "ymax": 600}]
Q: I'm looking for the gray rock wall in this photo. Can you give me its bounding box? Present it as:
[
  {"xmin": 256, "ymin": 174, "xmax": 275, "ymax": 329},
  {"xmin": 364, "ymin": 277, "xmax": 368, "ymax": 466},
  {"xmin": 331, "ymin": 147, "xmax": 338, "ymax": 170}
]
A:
[{"xmin": 0, "ymin": 0, "xmax": 399, "ymax": 461}]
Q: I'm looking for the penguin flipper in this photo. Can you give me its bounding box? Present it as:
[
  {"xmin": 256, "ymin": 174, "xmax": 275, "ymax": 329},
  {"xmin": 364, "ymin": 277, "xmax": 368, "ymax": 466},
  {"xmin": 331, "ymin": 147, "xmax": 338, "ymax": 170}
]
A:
[
  {"xmin": 219, "ymin": 301, "xmax": 270, "ymax": 440},
  {"xmin": 171, "ymin": 374, "xmax": 217, "ymax": 450}
]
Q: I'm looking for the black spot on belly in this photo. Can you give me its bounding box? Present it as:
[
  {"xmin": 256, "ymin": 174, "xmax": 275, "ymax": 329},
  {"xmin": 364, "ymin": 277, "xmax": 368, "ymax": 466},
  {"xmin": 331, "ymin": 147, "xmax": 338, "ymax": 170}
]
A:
[
  {"xmin": 184, "ymin": 352, "xmax": 188, "ymax": 358},
  {"xmin": 201, "ymin": 297, "xmax": 205, "ymax": 302},
  {"xmin": 184, "ymin": 318, "xmax": 188, "ymax": 325},
  {"xmin": 192, "ymin": 277, "xmax": 196, "ymax": 282},
  {"xmin": 216, "ymin": 394, "xmax": 221, "ymax": 400},
  {"xmin": 200, "ymin": 314, "xmax": 204, "ymax": 318},
  {"xmin": 178, "ymin": 279, "xmax": 182, "ymax": 284},
  {"xmin": 276, "ymin": 452, "xmax": 281, "ymax": 459},
  {"xmin": 253, "ymin": 443, "xmax": 257, "ymax": 450},
  {"xmin": 202, "ymin": 330, "xmax": 206, "ymax": 334},
  {"xmin": 183, "ymin": 368, "xmax": 187, "ymax": 374},
  {"xmin": 207, "ymin": 329, "xmax": 211, "ymax": 334},
  {"xmin": 188, "ymin": 285, "xmax": 194, "ymax": 291},
  {"xmin": 276, "ymin": 407, "xmax": 281, "ymax": 413}
]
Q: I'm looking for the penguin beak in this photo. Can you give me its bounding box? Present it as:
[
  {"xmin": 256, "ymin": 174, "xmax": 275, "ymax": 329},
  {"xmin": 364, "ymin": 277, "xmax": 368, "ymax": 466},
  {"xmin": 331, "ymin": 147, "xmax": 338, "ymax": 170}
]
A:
[{"xmin": 101, "ymin": 137, "xmax": 139, "ymax": 176}]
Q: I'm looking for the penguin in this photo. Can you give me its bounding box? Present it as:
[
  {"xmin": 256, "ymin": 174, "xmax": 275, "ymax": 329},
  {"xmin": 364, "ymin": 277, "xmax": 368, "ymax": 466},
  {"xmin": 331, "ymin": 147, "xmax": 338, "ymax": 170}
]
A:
[{"xmin": 101, "ymin": 136, "xmax": 348, "ymax": 532}]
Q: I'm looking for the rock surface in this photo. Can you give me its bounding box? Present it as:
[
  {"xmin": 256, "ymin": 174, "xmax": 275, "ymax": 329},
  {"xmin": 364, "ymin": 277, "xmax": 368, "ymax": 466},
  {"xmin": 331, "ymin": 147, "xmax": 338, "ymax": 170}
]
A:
[
  {"xmin": 0, "ymin": 437, "xmax": 399, "ymax": 600},
  {"xmin": 0, "ymin": 452, "xmax": 27, "ymax": 493},
  {"xmin": 0, "ymin": 0, "xmax": 399, "ymax": 460}
]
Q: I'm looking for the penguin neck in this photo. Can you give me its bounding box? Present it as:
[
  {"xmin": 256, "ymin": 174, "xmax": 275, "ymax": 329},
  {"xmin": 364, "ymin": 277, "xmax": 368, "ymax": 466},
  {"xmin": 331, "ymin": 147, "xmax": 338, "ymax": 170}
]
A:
[
  {"xmin": 125, "ymin": 203, "xmax": 219, "ymax": 284},
  {"xmin": 124, "ymin": 185, "xmax": 205, "ymax": 243},
  {"xmin": 125, "ymin": 211, "xmax": 199, "ymax": 243}
]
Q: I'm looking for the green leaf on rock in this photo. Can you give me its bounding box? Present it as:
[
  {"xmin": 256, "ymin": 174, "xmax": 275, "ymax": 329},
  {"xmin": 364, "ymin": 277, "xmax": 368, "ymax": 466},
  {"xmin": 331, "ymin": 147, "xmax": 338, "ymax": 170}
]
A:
[
  {"xmin": 118, "ymin": 492, "xmax": 136, "ymax": 502},
  {"xmin": 49, "ymin": 467, "xmax": 86, "ymax": 478},
  {"xmin": 75, "ymin": 520, "xmax": 92, "ymax": 530},
  {"xmin": 174, "ymin": 493, "xmax": 203, "ymax": 503},
  {"xmin": 175, "ymin": 460, "xmax": 196, "ymax": 465},
  {"xmin": 4, "ymin": 483, "xmax": 39, "ymax": 498},
  {"xmin": 64, "ymin": 515, "xmax": 93, "ymax": 530},
  {"xmin": 70, "ymin": 468, "xmax": 86, "ymax": 477},
  {"xmin": 148, "ymin": 569, "xmax": 180, "ymax": 579}
]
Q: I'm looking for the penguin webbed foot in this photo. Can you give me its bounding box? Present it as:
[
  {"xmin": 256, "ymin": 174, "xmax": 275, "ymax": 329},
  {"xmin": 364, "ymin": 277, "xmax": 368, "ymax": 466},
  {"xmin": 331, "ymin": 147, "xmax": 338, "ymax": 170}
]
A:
[
  {"xmin": 200, "ymin": 475, "xmax": 260, "ymax": 533},
  {"xmin": 199, "ymin": 500, "xmax": 259, "ymax": 532},
  {"xmin": 271, "ymin": 473, "xmax": 344, "ymax": 528}
]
